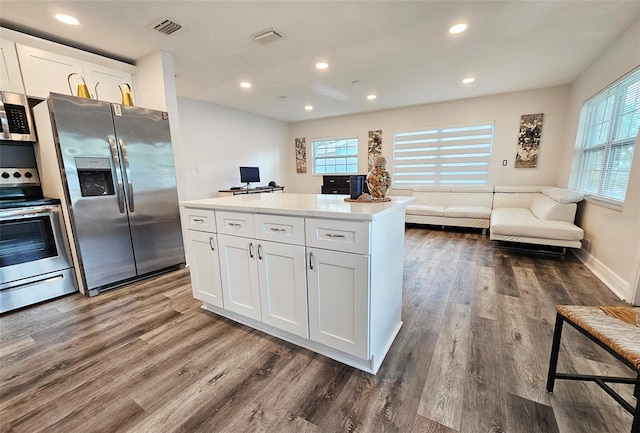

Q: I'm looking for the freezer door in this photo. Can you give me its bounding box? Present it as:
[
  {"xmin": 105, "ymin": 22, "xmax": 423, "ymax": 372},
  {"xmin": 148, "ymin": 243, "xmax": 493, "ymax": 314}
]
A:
[
  {"xmin": 48, "ymin": 94, "xmax": 136, "ymax": 290},
  {"xmin": 112, "ymin": 105, "xmax": 185, "ymax": 275}
]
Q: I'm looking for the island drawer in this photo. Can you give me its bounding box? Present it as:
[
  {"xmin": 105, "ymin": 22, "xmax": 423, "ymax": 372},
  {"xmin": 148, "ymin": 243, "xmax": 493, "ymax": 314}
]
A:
[
  {"xmin": 305, "ymin": 218, "xmax": 370, "ymax": 255},
  {"xmin": 181, "ymin": 207, "xmax": 216, "ymax": 232},
  {"xmin": 216, "ymin": 211, "xmax": 255, "ymax": 238},
  {"xmin": 255, "ymin": 214, "xmax": 305, "ymax": 245}
]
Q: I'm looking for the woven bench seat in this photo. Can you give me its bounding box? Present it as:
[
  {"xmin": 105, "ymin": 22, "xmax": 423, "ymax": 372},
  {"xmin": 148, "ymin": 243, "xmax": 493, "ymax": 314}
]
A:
[{"xmin": 547, "ymin": 305, "xmax": 640, "ymax": 433}]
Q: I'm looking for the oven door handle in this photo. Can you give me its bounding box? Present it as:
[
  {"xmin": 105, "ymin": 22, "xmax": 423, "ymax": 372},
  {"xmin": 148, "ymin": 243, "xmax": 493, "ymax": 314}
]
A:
[
  {"xmin": 108, "ymin": 137, "xmax": 125, "ymax": 214},
  {"xmin": 0, "ymin": 206, "xmax": 61, "ymax": 219}
]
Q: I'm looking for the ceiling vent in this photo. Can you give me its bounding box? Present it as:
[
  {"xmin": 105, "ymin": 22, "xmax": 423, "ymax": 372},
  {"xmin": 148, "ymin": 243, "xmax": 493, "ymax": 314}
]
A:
[
  {"xmin": 149, "ymin": 17, "xmax": 183, "ymax": 36},
  {"xmin": 251, "ymin": 28, "xmax": 283, "ymax": 44}
]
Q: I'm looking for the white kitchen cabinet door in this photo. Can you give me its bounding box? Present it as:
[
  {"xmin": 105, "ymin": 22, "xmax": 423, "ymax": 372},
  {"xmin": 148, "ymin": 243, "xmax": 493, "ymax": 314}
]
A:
[
  {"xmin": 257, "ymin": 241, "xmax": 308, "ymax": 338},
  {"xmin": 307, "ymin": 248, "xmax": 369, "ymax": 358},
  {"xmin": 217, "ymin": 234, "xmax": 261, "ymax": 321},
  {"xmin": 0, "ymin": 39, "xmax": 25, "ymax": 93},
  {"xmin": 184, "ymin": 230, "xmax": 224, "ymax": 308},
  {"xmin": 82, "ymin": 61, "xmax": 134, "ymax": 105},
  {"xmin": 16, "ymin": 44, "xmax": 83, "ymax": 98}
]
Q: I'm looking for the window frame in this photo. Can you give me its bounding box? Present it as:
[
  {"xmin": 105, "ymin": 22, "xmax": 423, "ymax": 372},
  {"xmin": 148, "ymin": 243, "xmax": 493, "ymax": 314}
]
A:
[
  {"xmin": 569, "ymin": 67, "xmax": 640, "ymax": 205},
  {"xmin": 311, "ymin": 135, "xmax": 359, "ymax": 175}
]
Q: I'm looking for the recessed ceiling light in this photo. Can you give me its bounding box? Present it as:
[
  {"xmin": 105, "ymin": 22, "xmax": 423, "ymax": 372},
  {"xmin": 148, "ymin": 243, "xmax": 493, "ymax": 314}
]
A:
[
  {"xmin": 240, "ymin": 82, "xmax": 252, "ymax": 88},
  {"xmin": 367, "ymin": 94, "xmax": 377, "ymax": 100},
  {"xmin": 55, "ymin": 14, "xmax": 79, "ymax": 25},
  {"xmin": 462, "ymin": 77, "xmax": 475, "ymax": 84},
  {"xmin": 304, "ymin": 105, "xmax": 313, "ymax": 111},
  {"xmin": 315, "ymin": 62, "xmax": 328, "ymax": 70},
  {"xmin": 449, "ymin": 23, "xmax": 467, "ymax": 34}
]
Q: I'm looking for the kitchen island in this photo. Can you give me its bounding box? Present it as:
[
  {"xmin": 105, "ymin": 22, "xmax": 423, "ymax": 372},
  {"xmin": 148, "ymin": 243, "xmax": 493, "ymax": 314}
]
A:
[{"xmin": 180, "ymin": 193, "xmax": 415, "ymax": 374}]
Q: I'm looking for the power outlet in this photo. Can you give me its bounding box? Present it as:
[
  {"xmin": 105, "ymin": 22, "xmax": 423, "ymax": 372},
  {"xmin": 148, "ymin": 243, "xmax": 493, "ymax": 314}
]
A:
[
  {"xmin": 502, "ymin": 159, "xmax": 508, "ymax": 166},
  {"xmin": 583, "ymin": 238, "xmax": 591, "ymax": 252},
  {"xmin": 195, "ymin": 165, "xmax": 202, "ymax": 174}
]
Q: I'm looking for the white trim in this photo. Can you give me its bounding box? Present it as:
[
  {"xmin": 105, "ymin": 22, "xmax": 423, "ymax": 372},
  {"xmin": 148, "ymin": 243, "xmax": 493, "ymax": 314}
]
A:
[{"xmin": 572, "ymin": 248, "xmax": 630, "ymax": 301}]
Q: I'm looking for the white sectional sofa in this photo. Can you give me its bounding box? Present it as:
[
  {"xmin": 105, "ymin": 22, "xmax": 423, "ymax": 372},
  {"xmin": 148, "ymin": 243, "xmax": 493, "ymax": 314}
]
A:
[
  {"xmin": 490, "ymin": 186, "xmax": 585, "ymax": 250},
  {"xmin": 403, "ymin": 185, "xmax": 494, "ymax": 234},
  {"xmin": 396, "ymin": 184, "xmax": 585, "ymax": 252}
]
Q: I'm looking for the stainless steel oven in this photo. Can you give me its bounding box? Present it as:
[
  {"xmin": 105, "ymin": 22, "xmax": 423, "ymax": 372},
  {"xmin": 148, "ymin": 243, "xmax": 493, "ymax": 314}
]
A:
[
  {"xmin": 0, "ymin": 203, "xmax": 76, "ymax": 312},
  {"xmin": 0, "ymin": 146, "xmax": 77, "ymax": 312}
]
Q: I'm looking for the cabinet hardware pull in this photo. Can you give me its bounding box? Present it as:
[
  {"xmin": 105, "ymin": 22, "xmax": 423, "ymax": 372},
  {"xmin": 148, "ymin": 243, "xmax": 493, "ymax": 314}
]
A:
[
  {"xmin": 257, "ymin": 244, "xmax": 263, "ymax": 260},
  {"xmin": 193, "ymin": 218, "xmax": 204, "ymax": 223},
  {"xmin": 269, "ymin": 227, "xmax": 286, "ymax": 232},
  {"xmin": 249, "ymin": 242, "xmax": 254, "ymax": 258},
  {"xmin": 325, "ymin": 233, "xmax": 346, "ymax": 238},
  {"xmin": 228, "ymin": 222, "xmax": 242, "ymax": 227},
  {"xmin": 309, "ymin": 251, "xmax": 314, "ymax": 270},
  {"xmin": 209, "ymin": 237, "xmax": 215, "ymax": 251}
]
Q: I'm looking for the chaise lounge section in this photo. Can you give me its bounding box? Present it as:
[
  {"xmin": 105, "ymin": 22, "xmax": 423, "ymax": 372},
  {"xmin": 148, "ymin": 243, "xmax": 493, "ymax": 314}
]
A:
[{"xmin": 490, "ymin": 186, "xmax": 585, "ymax": 251}]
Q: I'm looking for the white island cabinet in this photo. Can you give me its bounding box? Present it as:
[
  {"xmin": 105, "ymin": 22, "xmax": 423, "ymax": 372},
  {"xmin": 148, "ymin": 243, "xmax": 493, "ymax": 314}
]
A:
[{"xmin": 180, "ymin": 193, "xmax": 415, "ymax": 374}]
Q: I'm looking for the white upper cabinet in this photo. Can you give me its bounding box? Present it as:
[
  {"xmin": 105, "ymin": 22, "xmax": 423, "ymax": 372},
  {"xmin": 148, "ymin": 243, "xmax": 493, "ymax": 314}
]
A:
[
  {"xmin": 82, "ymin": 61, "xmax": 134, "ymax": 105},
  {"xmin": 0, "ymin": 39, "xmax": 25, "ymax": 93},
  {"xmin": 15, "ymin": 43, "xmax": 134, "ymax": 103},
  {"xmin": 16, "ymin": 44, "xmax": 83, "ymax": 98}
]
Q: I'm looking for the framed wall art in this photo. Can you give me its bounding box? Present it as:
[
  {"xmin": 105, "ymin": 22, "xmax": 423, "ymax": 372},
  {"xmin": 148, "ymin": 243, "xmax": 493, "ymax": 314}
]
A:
[{"xmin": 515, "ymin": 113, "xmax": 544, "ymax": 168}]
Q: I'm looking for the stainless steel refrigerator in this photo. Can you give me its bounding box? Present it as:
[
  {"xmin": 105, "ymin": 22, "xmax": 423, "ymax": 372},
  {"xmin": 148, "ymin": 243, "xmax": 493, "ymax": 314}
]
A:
[{"xmin": 34, "ymin": 93, "xmax": 185, "ymax": 296}]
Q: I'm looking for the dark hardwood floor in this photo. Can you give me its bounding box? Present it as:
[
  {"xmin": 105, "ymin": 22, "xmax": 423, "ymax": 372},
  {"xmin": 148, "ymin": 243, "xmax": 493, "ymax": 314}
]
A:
[{"xmin": 1, "ymin": 227, "xmax": 635, "ymax": 433}]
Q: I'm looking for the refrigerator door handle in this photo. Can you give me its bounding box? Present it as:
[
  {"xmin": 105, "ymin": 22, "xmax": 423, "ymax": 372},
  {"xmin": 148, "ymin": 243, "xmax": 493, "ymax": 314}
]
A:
[
  {"xmin": 108, "ymin": 137, "xmax": 126, "ymax": 214},
  {"xmin": 119, "ymin": 138, "xmax": 135, "ymax": 213}
]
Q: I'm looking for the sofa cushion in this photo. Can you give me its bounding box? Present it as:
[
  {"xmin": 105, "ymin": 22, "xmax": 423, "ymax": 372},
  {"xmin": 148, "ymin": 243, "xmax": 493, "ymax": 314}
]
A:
[
  {"xmin": 491, "ymin": 208, "xmax": 584, "ymax": 241},
  {"xmin": 405, "ymin": 204, "xmax": 445, "ymax": 217},
  {"xmin": 542, "ymin": 187, "xmax": 584, "ymax": 204},
  {"xmin": 494, "ymin": 185, "xmax": 551, "ymax": 193},
  {"xmin": 449, "ymin": 185, "xmax": 494, "ymax": 193},
  {"xmin": 530, "ymin": 195, "xmax": 577, "ymax": 222},
  {"xmin": 443, "ymin": 205, "xmax": 492, "ymax": 219}
]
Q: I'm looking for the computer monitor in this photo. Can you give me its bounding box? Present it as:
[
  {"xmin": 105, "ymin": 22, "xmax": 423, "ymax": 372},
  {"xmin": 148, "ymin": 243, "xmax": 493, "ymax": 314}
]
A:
[{"xmin": 239, "ymin": 166, "xmax": 260, "ymax": 188}]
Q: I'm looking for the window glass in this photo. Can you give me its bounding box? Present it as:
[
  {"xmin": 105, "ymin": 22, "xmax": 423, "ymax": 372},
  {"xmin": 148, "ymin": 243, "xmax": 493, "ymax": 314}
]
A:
[
  {"xmin": 569, "ymin": 67, "xmax": 640, "ymax": 203},
  {"xmin": 312, "ymin": 137, "xmax": 358, "ymax": 175}
]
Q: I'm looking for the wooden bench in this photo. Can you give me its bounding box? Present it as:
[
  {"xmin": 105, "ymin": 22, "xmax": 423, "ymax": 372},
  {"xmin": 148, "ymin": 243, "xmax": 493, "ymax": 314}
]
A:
[{"xmin": 547, "ymin": 305, "xmax": 640, "ymax": 433}]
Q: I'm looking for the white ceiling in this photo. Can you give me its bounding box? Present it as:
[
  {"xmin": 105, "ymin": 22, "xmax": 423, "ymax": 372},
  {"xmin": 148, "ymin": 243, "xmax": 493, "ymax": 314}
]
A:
[{"xmin": 1, "ymin": 1, "xmax": 639, "ymax": 123}]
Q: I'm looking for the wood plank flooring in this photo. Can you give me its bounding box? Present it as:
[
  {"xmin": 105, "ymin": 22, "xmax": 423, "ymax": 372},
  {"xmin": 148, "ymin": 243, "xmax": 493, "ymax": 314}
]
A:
[{"xmin": 1, "ymin": 227, "xmax": 636, "ymax": 433}]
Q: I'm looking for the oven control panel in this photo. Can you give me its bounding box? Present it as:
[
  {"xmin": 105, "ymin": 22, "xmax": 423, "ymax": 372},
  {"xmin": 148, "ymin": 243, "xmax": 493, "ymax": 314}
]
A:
[{"xmin": 0, "ymin": 168, "xmax": 40, "ymax": 185}]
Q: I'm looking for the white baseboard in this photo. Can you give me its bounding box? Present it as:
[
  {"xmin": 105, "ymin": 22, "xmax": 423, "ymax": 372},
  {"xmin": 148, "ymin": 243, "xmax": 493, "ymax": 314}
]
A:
[{"xmin": 572, "ymin": 249, "xmax": 630, "ymax": 302}]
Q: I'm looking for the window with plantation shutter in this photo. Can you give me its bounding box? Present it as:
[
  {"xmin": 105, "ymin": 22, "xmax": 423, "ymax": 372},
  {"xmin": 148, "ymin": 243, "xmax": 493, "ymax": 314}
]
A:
[
  {"xmin": 392, "ymin": 123, "xmax": 494, "ymax": 187},
  {"xmin": 569, "ymin": 67, "xmax": 640, "ymax": 204}
]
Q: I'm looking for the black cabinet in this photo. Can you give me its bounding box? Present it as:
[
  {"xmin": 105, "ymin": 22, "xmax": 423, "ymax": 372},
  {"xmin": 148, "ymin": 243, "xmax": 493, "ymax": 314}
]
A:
[{"xmin": 321, "ymin": 175, "xmax": 368, "ymax": 195}]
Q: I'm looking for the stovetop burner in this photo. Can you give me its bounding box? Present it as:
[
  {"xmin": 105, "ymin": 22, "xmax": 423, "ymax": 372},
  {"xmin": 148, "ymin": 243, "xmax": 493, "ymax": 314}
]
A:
[{"xmin": 0, "ymin": 166, "xmax": 51, "ymax": 211}]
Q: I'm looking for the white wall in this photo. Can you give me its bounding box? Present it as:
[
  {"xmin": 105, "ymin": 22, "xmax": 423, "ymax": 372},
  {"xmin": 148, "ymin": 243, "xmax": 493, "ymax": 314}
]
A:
[
  {"xmin": 558, "ymin": 18, "xmax": 640, "ymax": 303},
  {"xmin": 288, "ymin": 85, "xmax": 570, "ymax": 193},
  {"xmin": 136, "ymin": 51, "xmax": 186, "ymax": 200},
  {"xmin": 177, "ymin": 98, "xmax": 290, "ymax": 200}
]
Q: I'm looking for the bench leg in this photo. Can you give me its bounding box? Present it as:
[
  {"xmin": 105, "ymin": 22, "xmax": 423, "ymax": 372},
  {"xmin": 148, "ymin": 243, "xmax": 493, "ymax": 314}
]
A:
[
  {"xmin": 482, "ymin": 228, "xmax": 487, "ymax": 236},
  {"xmin": 547, "ymin": 312, "xmax": 564, "ymax": 393},
  {"xmin": 632, "ymin": 398, "xmax": 639, "ymax": 433}
]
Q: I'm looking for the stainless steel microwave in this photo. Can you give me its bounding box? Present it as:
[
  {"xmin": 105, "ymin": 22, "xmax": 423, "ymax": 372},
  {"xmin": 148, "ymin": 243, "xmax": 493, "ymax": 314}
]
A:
[{"xmin": 0, "ymin": 91, "xmax": 37, "ymax": 142}]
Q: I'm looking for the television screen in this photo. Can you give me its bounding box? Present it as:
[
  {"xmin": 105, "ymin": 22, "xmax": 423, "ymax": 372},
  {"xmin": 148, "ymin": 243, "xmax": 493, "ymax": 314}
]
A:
[{"xmin": 239, "ymin": 166, "xmax": 260, "ymax": 184}]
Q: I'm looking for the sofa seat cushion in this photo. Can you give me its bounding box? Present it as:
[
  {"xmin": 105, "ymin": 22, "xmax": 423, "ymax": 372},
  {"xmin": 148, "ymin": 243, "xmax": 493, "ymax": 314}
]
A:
[
  {"xmin": 405, "ymin": 204, "xmax": 445, "ymax": 217},
  {"xmin": 443, "ymin": 205, "xmax": 492, "ymax": 219},
  {"xmin": 491, "ymin": 208, "xmax": 584, "ymax": 241}
]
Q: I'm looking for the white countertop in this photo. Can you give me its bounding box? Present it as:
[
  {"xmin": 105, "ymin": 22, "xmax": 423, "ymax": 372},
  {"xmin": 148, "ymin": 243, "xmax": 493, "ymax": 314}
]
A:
[{"xmin": 181, "ymin": 193, "xmax": 416, "ymax": 221}]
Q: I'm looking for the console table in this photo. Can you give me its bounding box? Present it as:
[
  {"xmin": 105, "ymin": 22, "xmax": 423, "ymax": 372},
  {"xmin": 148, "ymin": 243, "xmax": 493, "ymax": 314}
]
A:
[{"xmin": 218, "ymin": 186, "xmax": 285, "ymax": 197}]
